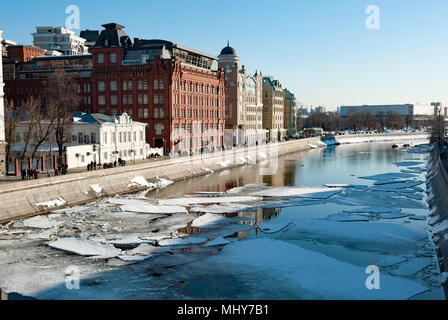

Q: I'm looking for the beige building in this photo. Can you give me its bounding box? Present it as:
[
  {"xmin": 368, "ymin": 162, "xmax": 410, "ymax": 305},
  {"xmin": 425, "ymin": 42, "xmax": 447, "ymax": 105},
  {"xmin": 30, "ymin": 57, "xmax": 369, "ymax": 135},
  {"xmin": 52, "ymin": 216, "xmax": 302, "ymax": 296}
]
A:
[
  {"xmin": 218, "ymin": 43, "xmax": 267, "ymax": 146},
  {"xmin": 263, "ymin": 76, "xmax": 286, "ymax": 141}
]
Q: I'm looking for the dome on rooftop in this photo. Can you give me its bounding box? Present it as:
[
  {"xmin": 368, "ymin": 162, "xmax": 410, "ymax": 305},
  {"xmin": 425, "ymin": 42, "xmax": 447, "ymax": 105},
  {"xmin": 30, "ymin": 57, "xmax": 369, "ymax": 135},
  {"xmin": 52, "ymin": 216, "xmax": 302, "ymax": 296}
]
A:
[{"xmin": 220, "ymin": 41, "xmax": 237, "ymax": 56}]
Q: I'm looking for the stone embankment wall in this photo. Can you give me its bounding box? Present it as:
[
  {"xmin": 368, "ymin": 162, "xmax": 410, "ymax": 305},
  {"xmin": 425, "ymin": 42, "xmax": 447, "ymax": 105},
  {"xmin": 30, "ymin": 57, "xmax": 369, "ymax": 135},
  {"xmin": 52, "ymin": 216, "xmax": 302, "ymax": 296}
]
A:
[
  {"xmin": 0, "ymin": 132, "xmax": 429, "ymax": 223},
  {"xmin": 426, "ymin": 145, "xmax": 448, "ymax": 298}
]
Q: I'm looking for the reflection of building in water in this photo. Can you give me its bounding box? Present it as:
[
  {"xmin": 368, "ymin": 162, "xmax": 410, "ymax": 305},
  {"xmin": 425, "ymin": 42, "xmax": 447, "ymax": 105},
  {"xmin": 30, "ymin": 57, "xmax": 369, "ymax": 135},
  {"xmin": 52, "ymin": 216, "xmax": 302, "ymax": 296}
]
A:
[{"xmin": 262, "ymin": 157, "xmax": 298, "ymax": 187}]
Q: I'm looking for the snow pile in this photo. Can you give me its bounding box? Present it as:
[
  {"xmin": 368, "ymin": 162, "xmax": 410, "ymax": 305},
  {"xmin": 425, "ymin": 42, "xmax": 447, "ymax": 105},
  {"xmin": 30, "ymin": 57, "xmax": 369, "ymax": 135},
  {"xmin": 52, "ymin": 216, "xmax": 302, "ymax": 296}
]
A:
[
  {"xmin": 258, "ymin": 152, "xmax": 268, "ymax": 160},
  {"xmin": 128, "ymin": 176, "xmax": 156, "ymax": 188},
  {"xmin": 48, "ymin": 238, "xmax": 122, "ymax": 257},
  {"xmin": 202, "ymin": 168, "xmax": 214, "ymax": 174},
  {"xmin": 155, "ymin": 177, "xmax": 174, "ymax": 188},
  {"xmin": 218, "ymin": 160, "xmax": 231, "ymax": 167},
  {"xmin": 28, "ymin": 227, "xmax": 59, "ymax": 240},
  {"xmin": 90, "ymin": 184, "xmax": 102, "ymax": 194},
  {"xmin": 23, "ymin": 216, "xmax": 62, "ymax": 229},
  {"xmin": 35, "ymin": 198, "xmax": 66, "ymax": 208},
  {"xmin": 308, "ymin": 143, "xmax": 318, "ymax": 149}
]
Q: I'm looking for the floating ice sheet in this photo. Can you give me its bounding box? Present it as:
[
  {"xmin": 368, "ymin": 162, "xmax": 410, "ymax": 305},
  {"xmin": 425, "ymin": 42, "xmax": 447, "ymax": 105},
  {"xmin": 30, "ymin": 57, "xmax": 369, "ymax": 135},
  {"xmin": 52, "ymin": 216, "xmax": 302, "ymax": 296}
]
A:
[
  {"xmin": 210, "ymin": 238, "xmax": 427, "ymax": 299},
  {"xmin": 120, "ymin": 204, "xmax": 188, "ymax": 214},
  {"xmin": 48, "ymin": 237, "xmax": 122, "ymax": 257},
  {"xmin": 203, "ymin": 237, "xmax": 231, "ymax": 247},
  {"xmin": 158, "ymin": 196, "xmax": 262, "ymax": 206},
  {"xmin": 23, "ymin": 216, "xmax": 62, "ymax": 229},
  {"xmin": 249, "ymin": 187, "xmax": 342, "ymax": 199},
  {"xmin": 327, "ymin": 213, "xmax": 371, "ymax": 222},
  {"xmin": 390, "ymin": 258, "xmax": 433, "ymax": 277},
  {"xmin": 191, "ymin": 213, "xmax": 238, "ymax": 228},
  {"xmin": 359, "ymin": 173, "xmax": 416, "ymax": 181}
]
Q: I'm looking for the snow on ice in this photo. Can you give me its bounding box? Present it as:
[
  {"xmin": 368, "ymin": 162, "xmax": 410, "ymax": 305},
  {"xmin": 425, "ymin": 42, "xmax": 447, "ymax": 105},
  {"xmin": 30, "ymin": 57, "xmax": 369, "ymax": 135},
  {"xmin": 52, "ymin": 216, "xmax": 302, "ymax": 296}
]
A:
[{"xmin": 48, "ymin": 238, "xmax": 122, "ymax": 257}]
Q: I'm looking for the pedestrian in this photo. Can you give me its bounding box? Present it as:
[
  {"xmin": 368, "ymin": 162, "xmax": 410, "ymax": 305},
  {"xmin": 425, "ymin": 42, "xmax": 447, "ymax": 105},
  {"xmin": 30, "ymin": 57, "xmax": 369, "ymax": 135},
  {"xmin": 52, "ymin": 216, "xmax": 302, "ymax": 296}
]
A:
[
  {"xmin": 33, "ymin": 169, "xmax": 38, "ymax": 179},
  {"xmin": 21, "ymin": 169, "xmax": 26, "ymax": 180},
  {"xmin": 54, "ymin": 168, "xmax": 59, "ymax": 176},
  {"xmin": 27, "ymin": 169, "xmax": 33, "ymax": 180},
  {"xmin": 87, "ymin": 163, "xmax": 91, "ymax": 171},
  {"xmin": 94, "ymin": 161, "xmax": 97, "ymax": 170},
  {"xmin": 114, "ymin": 161, "xmax": 117, "ymax": 168}
]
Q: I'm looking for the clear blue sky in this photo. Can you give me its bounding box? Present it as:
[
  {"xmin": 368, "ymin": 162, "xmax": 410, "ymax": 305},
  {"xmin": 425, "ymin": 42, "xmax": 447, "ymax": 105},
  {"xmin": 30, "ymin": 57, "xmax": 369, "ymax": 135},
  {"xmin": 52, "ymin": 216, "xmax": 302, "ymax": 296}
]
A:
[{"xmin": 2, "ymin": 0, "xmax": 448, "ymax": 110}]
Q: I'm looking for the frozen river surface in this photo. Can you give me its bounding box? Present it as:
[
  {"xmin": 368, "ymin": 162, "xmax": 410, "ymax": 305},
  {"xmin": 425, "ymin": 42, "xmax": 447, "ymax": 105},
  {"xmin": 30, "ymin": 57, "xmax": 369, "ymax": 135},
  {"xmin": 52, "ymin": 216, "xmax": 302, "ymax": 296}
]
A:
[{"xmin": 0, "ymin": 141, "xmax": 445, "ymax": 300}]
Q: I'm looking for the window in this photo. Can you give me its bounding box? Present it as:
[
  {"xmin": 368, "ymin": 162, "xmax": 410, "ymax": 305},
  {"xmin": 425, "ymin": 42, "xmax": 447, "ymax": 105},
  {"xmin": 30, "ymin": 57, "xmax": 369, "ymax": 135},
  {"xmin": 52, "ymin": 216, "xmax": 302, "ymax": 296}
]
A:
[
  {"xmin": 154, "ymin": 108, "xmax": 159, "ymax": 118},
  {"xmin": 128, "ymin": 81, "xmax": 133, "ymax": 90},
  {"xmin": 155, "ymin": 124, "xmax": 164, "ymax": 135},
  {"xmin": 159, "ymin": 79, "xmax": 164, "ymax": 90},
  {"xmin": 159, "ymin": 95, "xmax": 164, "ymax": 104},
  {"xmin": 154, "ymin": 95, "xmax": 159, "ymax": 104},
  {"xmin": 98, "ymin": 81, "xmax": 105, "ymax": 92},
  {"xmin": 111, "ymin": 108, "xmax": 117, "ymax": 116},
  {"xmin": 143, "ymin": 94, "xmax": 148, "ymax": 104},
  {"xmin": 154, "ymin": 79, "xmax": 159, "ymax": 90},
  {"xmin": 97, "ymin": 53, "xmax": 104, "ymax": 64},
  {"xmin": 110, "ymin": 81, "xmax": 117, "ymax": 91},
  {"xmin": 143, "ymin": 108, "xmax": 148, "ymax": 119},
  {"xmin": 159, "ymin": 108, "xmax": 165, "ymax": 118},
  {"xmin": 143, "ymin": 80, "xmax": 148, "ymax": 90},
  {"xmin": 110, "ymin": 53, "xmax": 117, "ymax": 63},
  {"xmin": 138, "ymin": 95, "xmax": 143, "ymax": 104},
  {"xmin": 123, "ymin": 81, "xmax": 128, "ymax": 91},
  {"xmin": 111, "ymin": 95, "xmax": 118, "ymax": 105},
  {"xmin": 98, "ymin": 95, "xmax": 105, "ymax": 105},
  {"xmin": 138, "ymin": 108, "xmax": 143, "ymax": 118},
  {"xmin": 138, "ymin": 80, "xmax": 143, "ymax": 90}
]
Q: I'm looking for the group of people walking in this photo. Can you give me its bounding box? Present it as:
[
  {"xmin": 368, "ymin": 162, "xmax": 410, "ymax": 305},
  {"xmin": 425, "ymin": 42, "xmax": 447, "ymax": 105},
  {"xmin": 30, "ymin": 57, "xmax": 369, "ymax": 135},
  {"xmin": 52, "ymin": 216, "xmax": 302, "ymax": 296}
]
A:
[
  {"xmin": 21, "ymin": 168, "xmax": 39, "ymax": 180},
  {"xmin": 87, "ymin": 158, "xmax": 127, "ymax": 172}
]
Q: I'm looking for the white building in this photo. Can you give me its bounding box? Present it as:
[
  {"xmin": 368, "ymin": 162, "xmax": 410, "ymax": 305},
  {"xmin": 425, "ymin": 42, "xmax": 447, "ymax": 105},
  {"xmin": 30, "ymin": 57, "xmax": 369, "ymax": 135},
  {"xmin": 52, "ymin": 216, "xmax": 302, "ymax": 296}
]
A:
[
  {"xmin": 0, "ymin": 29, "xmax": 7, "ymax": 174},
  {"xmin": 12, "ymin": 113, "xmax": 161, "ymax": 169},
  {"xmin": 32, "ymin": 26, "xmax": 88, "ymax": 56}
]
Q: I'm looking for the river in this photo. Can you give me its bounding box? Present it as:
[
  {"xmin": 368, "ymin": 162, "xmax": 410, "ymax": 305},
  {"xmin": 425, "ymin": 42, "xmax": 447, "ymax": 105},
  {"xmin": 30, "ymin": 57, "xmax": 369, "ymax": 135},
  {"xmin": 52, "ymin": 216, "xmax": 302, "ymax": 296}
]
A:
[{"xmin": 0, "ymin": 139, "xmax": 444, "ymax": 300}]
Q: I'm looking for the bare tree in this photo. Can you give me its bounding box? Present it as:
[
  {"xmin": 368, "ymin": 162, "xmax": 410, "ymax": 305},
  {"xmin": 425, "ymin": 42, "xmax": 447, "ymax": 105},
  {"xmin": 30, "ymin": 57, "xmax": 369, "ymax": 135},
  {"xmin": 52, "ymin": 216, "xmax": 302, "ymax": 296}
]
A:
[
  {"xmin": 4, "ymin": 100, "xmax": 17, "ymax": 173},
  {"xmin": 17, "ymin": 96, "xmax": 41, "ymax": 169},
  {"xmin": 47, "ymin": 70, "xmax": 78, "ymax": 165}
]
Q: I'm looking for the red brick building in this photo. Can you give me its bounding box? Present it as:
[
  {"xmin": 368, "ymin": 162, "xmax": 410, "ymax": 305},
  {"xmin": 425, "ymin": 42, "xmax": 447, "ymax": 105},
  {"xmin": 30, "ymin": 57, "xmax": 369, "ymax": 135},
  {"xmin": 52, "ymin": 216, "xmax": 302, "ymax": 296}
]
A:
[
  {"xmin": 6, "ymin": 45, "xmax": 45, "ymax": 63},
  {"xmin": 90, "ymin": 23, "xmax": 226, "ymax": 153},
  {"xmin": 4, "ymin": 23, "xmax": 226, "ymax": 154}
]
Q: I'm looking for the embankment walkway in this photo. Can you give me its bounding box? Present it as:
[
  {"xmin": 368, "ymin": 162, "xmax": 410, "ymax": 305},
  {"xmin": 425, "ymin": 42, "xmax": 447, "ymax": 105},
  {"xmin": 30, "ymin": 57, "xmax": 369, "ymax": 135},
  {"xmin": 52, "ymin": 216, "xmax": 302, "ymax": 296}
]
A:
[{"xmin": 0, "ymin": 132, "xmax": 428, "ymax": 223}]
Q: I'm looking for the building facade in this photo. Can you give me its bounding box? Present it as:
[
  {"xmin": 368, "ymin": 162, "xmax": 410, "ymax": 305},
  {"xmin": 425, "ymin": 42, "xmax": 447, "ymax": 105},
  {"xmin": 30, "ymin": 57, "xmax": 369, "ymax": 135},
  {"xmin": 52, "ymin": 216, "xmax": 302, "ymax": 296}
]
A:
[
  {"xmin": 283, "ymin": 88, "xmax": 297, "ymax": 138},
  {"xmin": 79, "ymin": 30, "xmax": 100, "ymax": 50},
  {"xmin": 340, "ymin": 104, "xmax": 447, "ymax": 128},
  {"xmin": 262, "ymin": 76, "xmax": 286, "ymax": 141},
  {"xmin": 0, "ymin": 30, "xmax": 7, "ymax": 174},
  {"xmin": 218, "ymin": 44, "xmax": 266, "ymax": 146},
  {"xmin": 89, "ymin": 23, "xmax": 226, "ymax": 154},
  {"xmin": 5, "ymin": 45, "xmax": 45, "ymax": 63},
  {"xmin": 12, "ymin": 112, "xmax": 154, "ymax": 169},
  {"xmin": 32, "ymin": 26, "xmax": 89, "ymax": 55}
]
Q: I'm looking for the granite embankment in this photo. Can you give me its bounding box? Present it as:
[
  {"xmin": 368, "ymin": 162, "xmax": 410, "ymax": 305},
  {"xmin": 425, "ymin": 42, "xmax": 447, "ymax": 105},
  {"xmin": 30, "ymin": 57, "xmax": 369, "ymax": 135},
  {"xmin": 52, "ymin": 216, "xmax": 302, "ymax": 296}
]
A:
[
  {"xmin": 0, "ymin": 132, "xmax": 429, "ymax": 223},
  {"xmin": 426, "ymin": 144, "xmax": 448, "ymax": 297}
]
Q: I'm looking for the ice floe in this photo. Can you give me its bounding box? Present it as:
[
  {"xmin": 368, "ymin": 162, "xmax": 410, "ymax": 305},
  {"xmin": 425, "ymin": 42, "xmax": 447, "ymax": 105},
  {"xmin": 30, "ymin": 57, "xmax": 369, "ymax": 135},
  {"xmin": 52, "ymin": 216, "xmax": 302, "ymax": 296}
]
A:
[
  {"xmin": 379, "ymin": 212, "xmax": 411, "ymax": 219},
  {"xmin": 327, "ymin": 213, "xmax": 370, "ymax": 222},
  {"xmin": 120, "ymin": 204, "xmax": 188, "ymax": 214},
  {"xmin": 359, "ymin": 173, "xmax": 416, "ymax": 181},
  {"xmin": 390, "ymin": 258, "xmax": 433, "ymax": 277},
  {"xmin": 394, "ymin": 161, "xmax": 424, "ymax": 167},
  {"xmin": 210, "ymin": 238, "xmax": 427, "ymax": 299},
  {"xmin": 276, "ymin": 219, "xmax": 427, "ymax": 254},
  {"xmin": 203, "ymin": 237, "xmax": 231, "ymax": 247},
  {"xmin": 377, "ymin": 256, "xmax": 408, "ymax": 268},
  {"xmin": 259, "ymin": 222, "xmax": 294, "ymax": 233},
  {"xmin": 158, "ymin": 237, "xmax": 208, "ymax": 246},
  {"xmin": 431, "ymin": 220, "xmax": 448, "ymax": 235},
  {"xmin": 48, "ymin": 238, "xmax": 122, "ymax": 257},
  {"xmin": 249, "ymin": 187, "xmax": 342, "ymax": 199},
  {"xmin": 158, "ymin": 196, "xmax": 261, "ymax": 206},
  {"xmin": 191, "ymin": 213, "xmax": 237, "ymax": 228},
  {"xmin": 23, "ymin": 216, "xmax": 62, "ymax": 229}
]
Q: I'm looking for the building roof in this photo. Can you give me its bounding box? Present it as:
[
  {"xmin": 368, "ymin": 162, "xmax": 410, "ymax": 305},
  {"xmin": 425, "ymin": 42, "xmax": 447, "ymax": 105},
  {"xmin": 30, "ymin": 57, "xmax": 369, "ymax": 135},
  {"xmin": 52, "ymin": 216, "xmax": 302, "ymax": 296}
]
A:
[
  {"xmin": 94, "ymin": 23, "xmax": 132, "ymax": 48},
  {"xmin": 80, "ymin": 30, "xmax": 100, "ymax": 41}
]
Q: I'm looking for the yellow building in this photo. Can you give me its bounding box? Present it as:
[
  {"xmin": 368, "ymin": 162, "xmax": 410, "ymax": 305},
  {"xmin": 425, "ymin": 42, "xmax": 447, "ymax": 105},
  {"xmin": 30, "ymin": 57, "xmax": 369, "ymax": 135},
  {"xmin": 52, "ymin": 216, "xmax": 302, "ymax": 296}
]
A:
[{"xmin": 262, "ymin": 76, "xmax": 286, "ymax": 141}]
